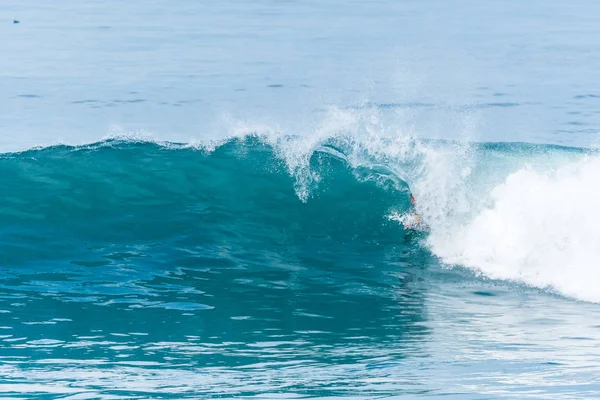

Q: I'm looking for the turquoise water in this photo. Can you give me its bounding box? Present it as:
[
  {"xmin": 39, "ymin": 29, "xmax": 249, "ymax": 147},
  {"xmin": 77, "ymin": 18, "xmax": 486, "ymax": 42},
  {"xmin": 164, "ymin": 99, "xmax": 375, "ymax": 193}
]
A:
[{"xmin": 3, "ymin": 1, "xmax": 600, "ymax": 399}]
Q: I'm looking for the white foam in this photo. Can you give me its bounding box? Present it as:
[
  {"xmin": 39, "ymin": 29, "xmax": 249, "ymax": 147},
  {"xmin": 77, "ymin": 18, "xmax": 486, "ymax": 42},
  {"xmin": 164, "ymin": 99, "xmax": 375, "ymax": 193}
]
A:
[{"xmin": 430, "ymin": 155, "xmax": 600, "ymax": 303}]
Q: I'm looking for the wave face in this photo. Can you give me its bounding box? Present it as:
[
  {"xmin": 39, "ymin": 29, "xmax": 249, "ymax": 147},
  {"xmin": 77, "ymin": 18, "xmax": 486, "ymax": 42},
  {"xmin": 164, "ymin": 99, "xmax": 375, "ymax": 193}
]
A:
[
  {"xmin": 0, "ymin": 134, "xmax": 596, "ymax": 302},
  {"xmin": 0, "ymin": 137, "xmax": 412, "ymax": 265}
]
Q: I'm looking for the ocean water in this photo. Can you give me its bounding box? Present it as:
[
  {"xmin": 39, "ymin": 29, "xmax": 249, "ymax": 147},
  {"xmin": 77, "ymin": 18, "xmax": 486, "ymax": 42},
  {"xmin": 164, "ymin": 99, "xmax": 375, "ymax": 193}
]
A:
[{"xmin": 2, "ymin": 1, "xmax": 600, "ymax": 399}]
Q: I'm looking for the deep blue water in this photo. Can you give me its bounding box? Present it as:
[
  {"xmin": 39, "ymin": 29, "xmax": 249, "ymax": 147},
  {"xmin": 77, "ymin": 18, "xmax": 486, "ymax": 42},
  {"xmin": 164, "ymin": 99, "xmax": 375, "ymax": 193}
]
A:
[{"xmin": 3, "ymin": 1, "xmax": 600, "ymax": 399}]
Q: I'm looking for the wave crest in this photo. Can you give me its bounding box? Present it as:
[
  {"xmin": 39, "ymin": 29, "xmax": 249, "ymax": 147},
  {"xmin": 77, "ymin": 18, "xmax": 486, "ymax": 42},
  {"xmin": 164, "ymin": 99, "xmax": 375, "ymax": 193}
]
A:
[{"xmin": 2, "ymin": 133, "xmax": 599, "ymax": 302}]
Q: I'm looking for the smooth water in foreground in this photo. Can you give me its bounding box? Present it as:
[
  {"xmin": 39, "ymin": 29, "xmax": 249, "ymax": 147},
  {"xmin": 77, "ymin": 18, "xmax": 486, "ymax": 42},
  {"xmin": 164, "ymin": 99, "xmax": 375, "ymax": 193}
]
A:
[{"xmin": 3, "ymin": 0, "xmax": 600, "ymax": 399}]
